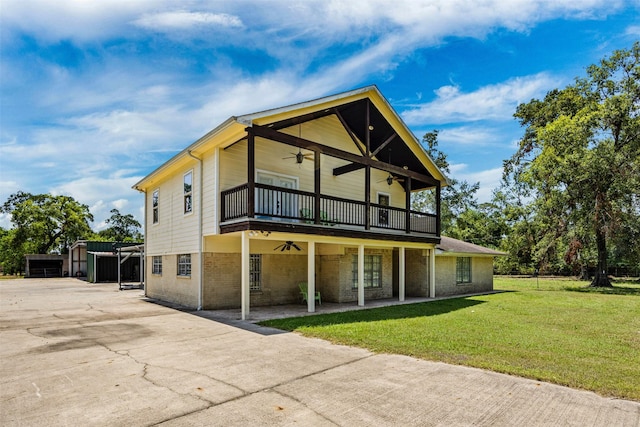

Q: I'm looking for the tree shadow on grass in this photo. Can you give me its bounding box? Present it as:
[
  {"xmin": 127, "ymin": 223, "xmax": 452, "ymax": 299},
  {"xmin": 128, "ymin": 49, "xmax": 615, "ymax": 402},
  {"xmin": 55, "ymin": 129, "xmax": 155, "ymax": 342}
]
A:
[
  {"xmin": 260, "ymin": 297, "xmax": 485, "ymax": 330},
  {"xmin": 563, "ymin": 283, "xmax": 640, "ymax": 296}
]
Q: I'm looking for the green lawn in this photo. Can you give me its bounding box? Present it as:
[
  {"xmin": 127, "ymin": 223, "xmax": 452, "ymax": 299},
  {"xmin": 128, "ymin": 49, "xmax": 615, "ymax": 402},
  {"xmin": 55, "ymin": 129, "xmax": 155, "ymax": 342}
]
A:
[{"xmin": 261, "ymin": 277, "xmax": 640, "ymax": 401}]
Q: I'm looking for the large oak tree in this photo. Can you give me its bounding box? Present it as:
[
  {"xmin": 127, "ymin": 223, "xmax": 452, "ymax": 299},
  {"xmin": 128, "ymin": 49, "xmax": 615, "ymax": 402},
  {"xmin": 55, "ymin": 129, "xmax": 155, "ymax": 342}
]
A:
[{"xmin": 506, "ymin": 43, "xmax": 640, "ymax": 287}]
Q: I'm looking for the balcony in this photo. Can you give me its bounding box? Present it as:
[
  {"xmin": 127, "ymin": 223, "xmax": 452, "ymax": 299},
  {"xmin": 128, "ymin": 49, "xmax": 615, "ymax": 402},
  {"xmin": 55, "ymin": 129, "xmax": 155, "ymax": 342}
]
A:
[{"xmin": 221, "ymin": 183, "xmax": 439, "ymax": 242}]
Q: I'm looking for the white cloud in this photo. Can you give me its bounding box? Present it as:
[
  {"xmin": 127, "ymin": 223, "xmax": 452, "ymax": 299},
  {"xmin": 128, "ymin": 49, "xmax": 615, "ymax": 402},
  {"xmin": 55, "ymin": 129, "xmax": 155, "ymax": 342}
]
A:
[
  {"xmin": 132, "ymin": 11, "xmax": 243, "ymax": 31},
  {"xmin": 402, "ymin": 73, "xmax": 561, "ymax": 125},
  {"xmin": 52, "ymin": 174, "xmax": 145, "ymax": 231},
  {"xmin": 450, "ymin": 164, "xmax": 504, "ymax": 203},
  {"xmin": 438, "ymin": 126, "xmax": 502, "ymax": 146},
  {"xmin": 626, "ymin": 25, "xmax": 640, "ymax": 36}
]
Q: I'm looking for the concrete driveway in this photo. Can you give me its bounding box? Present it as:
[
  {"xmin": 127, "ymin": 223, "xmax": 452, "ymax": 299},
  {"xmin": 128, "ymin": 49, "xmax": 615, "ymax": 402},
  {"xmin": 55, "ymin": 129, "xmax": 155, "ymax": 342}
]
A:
[{"xmin": 1, "ymin": 278, "xmax": 638, "ymax": 426}]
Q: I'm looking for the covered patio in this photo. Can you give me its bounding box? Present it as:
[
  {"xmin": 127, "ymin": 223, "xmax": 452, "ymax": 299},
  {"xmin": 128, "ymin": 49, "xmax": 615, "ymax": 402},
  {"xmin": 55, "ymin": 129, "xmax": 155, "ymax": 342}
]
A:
[{"xmin": 198, "ymin": 292, "xmax": 499, "ymax": 323}]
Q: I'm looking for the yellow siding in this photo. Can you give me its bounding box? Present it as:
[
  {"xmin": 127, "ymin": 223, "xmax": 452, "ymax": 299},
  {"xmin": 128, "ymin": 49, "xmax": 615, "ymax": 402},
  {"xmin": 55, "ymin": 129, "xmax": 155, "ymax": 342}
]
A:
[
  {"xmin": 201, "ymin": 147, "xmax": 218, "ymax": 235},
  {"xmin": 218, "ymin": 114, "xmax": 407, "ymax": 211},
  {"xmin": 146, "ymin": 159, "xmax": 201, "ymax": 255}
]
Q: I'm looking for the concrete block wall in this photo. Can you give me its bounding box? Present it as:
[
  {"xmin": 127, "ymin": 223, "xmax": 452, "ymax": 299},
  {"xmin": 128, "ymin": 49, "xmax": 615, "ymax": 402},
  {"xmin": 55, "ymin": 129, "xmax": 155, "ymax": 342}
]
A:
[
  {"xmin": 202, "ymin": 252, "xmax": 308, "ymax": 309},
  {"xmin": 146, "ymin": 254, "xmax": 199, "ymax": 309},
  {"xmin": 318, "ymin": 248, "xmax": 393, "ymax": 303},
  {"xmin": 405, "ymin": 249, "xmax": 430, "ymax": 297},
  {"xmin": 435, "ymin": 256, "xmax": 494, "ymax": 297}
]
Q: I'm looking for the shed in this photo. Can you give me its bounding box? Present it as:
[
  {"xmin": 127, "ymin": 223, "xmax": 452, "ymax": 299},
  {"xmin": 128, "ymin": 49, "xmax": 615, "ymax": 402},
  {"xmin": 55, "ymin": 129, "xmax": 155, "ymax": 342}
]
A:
[
  {"xmin": 69, "ymin": 240, "xmax": 144, "ymax": 283},
  {"xmin": 25, "ymin": 254, "xmax": 68, "ymax": 278}
]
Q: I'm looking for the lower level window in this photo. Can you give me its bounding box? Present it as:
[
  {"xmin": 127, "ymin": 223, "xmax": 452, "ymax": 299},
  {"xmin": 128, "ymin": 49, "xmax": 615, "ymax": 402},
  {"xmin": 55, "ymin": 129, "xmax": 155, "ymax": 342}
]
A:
[
  {"xmin": 352, "ymin": 254, "xmax": 382, "ymax": 288},
  {"xmin": 152, "ymin": 256, "xmax": 162, "ymax": 275},
  {"xmin": 250, "ymin": 254, "xmax": 261, "ymax": 291},
  {"xmin": 177, "ymin": 254, "xmax": 191, "ymax": 276},
  {"xmin": 456, "ymin": 257, "xmax": 471, "ymax": 283}
]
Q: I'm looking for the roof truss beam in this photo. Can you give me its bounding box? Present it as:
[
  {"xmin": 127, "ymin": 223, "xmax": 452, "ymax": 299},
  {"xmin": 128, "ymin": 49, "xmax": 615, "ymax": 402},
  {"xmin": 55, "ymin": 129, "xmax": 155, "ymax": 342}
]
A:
[{"xmin": 251, "ymin": 125, "xmax": 438, "ymax": 187}]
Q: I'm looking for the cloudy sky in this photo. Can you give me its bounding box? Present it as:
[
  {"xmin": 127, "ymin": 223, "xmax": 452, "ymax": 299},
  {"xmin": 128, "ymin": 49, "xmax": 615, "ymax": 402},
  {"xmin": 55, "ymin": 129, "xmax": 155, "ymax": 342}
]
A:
[{"xmin": 1, "ymin": 0, "xmax": 639, "ymax": 231}]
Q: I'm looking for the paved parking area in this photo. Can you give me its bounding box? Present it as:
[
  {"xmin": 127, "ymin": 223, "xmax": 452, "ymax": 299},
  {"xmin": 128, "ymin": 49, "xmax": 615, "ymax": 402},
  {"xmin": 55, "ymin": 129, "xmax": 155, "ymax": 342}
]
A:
[{"xmin": 1, "ymin": 278, "xmax": 639, "ymax": 426}]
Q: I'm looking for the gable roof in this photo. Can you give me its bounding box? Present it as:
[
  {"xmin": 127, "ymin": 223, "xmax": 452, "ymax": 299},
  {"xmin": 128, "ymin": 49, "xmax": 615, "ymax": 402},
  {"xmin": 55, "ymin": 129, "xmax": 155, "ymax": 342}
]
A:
[
  {"xmin": 134, "ymin": 85, "xmax": 449, "ymax": 191},
  {"xmin": 437, "ymin": 236, "xmax": 506, "ymax": 256}
]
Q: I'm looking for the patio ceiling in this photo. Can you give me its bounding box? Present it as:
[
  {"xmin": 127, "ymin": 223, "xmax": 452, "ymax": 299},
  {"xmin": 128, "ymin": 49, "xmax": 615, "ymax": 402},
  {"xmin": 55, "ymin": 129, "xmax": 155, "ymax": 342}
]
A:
[{"xmin": 263, "ymin": 98, "xmax": 436, "ymax": 191}]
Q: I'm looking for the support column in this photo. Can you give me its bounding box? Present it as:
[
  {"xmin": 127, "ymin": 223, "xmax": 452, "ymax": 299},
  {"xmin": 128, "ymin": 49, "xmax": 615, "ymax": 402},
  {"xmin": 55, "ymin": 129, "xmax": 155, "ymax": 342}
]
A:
[
  {"xmin": 307, "ymin": 241, "xmax": 316, "ymax": 313},
  {"xmin": 399, "ymin": 247, "xmax": 405, "ymax": 302},
  {"xmin": 358, "ymin": 244, "xmax": 365, "ymax": 306},
  {"xmin": 241, "ymin": 231, "xmax": 250, "ymax": 320},
  {"xmin": 429, "ymin": 248, "xmax": 436, "ymax": 298}
]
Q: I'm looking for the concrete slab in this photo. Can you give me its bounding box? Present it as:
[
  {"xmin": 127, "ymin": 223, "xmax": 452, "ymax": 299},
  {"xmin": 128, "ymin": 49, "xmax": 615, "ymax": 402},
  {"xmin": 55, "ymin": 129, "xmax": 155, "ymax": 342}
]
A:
[{"xmin": 1, "ymin": 278, "xmax": 638, "ymax": 426}]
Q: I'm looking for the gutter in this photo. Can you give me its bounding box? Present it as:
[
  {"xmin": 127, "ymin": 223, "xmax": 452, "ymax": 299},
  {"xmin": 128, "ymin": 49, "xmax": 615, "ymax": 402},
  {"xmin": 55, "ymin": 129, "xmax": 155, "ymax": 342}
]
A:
[{"xmin": 187, "ymin": 150, "xmax": 204, "ymax": 311}]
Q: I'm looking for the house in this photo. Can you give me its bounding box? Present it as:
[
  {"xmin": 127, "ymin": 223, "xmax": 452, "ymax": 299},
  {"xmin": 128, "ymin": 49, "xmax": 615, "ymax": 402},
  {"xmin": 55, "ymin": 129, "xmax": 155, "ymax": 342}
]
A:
[
  {"xmin": 435, "ymin": 237, "xmax": 505, "ymax": 296},
  {"xmin": 69, "ymin": 240, "xmax": 144, "ymax": 283},
  {"xmin": 134, "ymin": 86, "xmax": 499, "ymax": 319}
]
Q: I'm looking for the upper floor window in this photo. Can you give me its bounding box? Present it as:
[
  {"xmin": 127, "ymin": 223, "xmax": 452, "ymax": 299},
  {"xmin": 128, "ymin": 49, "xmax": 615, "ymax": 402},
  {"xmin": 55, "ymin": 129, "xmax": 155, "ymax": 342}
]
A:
[
  {"xmin": 184, "ymin": 171, "xmax": 193, "ymax": 214},
  {"xmin": 152, "ymin": 189, "xmax": 159, "ymax": 224}
]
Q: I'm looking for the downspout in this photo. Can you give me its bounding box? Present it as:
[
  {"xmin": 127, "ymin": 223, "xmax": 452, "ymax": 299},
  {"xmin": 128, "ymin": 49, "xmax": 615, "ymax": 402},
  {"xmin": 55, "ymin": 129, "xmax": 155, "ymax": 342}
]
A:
[
  {"xmin": 188, "ymin": 150, "xmax": 204, "ymax": 311},
  {"xmin": 134, "ymin": 186, "xmax": 148, "ymax": 297}
]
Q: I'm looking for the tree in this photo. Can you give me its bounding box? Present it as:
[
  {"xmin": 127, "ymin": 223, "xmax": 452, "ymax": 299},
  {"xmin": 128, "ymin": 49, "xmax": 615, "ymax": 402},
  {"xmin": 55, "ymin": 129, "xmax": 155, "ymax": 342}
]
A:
[
  {"xmin": 0, "ymin": 192, "xmax": 94, "ymax": 270},
  {"xmin": 97, "ymin": 208, "xmax": 142, "ymax": 242},
  {"xmin": 412, "ymin": 130, "xmax": 481, "ymax": 236},
  {"xmin": 505, "ymin": 43, "xmax": 640, "ymax": 287}
]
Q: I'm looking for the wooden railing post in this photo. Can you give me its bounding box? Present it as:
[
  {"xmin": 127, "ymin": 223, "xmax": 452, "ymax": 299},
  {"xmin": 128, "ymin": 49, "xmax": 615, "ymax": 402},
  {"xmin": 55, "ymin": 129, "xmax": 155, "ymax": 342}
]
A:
[
  {"xmin": 314, "ymin": 152, "xmax": 321, "ymax": 224},
  {"xmin": 436, "ymin": 181, "xmax": 441, "ymax": 236},
  {"xmin": 405, "ymin": 176, "xmax": 411, "ymax": 233},
  {"xmin": 247, "ymin": 128, "xmax": 255, "ymax": 218}
]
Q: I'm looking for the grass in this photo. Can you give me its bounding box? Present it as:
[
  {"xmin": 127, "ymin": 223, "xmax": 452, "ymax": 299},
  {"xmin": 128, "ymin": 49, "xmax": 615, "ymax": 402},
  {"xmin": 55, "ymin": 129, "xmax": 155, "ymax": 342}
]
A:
[
  {"xmin": 0, "ymin": 274, "xmax": 23, "ymax": 280},
  {"xmin": 261, "ymin": 277, "xmax": 640, "ymax": 401}
]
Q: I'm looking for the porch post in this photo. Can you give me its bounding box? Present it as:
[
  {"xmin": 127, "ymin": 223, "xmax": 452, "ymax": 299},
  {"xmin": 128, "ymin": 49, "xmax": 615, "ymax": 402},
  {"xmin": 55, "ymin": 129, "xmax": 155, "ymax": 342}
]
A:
[
  {"xmin": 241, "ymin": 231, "xmax": 250, "ymax": 320},
  {"xmin": 436, "ymin": 182, "xmax": 441, "ymax": 236},
  {"xmin": 399, "ymin": 246, "xmax": 405, "ymax": 302},
  {"xmin": 358, "ymin": 244, "xmax": 365, "ymax": 306},
  {"xmin": 429, "ymin": 247, "xmax": 436, "ymax": 298},
  {"xmin": 405, "ymin": 177, "xmax": 411, "ymax": 234},
  {"xmin": 307, "ymin": 241, "xmax": 315, "ymax": 313},
  {"xmin": 314, "ymin": 152, "xmax": 321, "ymax": 224},
  {"xmin": 247, "ymin": 128, "xmax": 255, "ymax": 218}
]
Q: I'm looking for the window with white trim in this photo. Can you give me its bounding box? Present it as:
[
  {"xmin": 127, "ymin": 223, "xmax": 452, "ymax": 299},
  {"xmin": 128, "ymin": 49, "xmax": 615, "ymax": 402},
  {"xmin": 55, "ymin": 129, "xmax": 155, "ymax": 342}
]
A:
[
  {"xmin": 177, "ymin": 254, "xmax": 191, "ymax": 276},
  {"xmin": 184, "ymin": 171, "xmax": 193, "ymax": 214},
  {"xmin": 152, "ymin": 189, "xmax": 159, "ymax": 224},
  {"xmin": 351, "ymin": 254, "xmax": 382, "ymax": 288},
  {"xmin": 250, "ymin": 254, "xmax": 261, "ymax": 291},
  {"xmin": 456, "ymin": 257, "xmax": 472, "ymax": 284},
  {"xmin": 152, "ymin": 256, "xmax": 162, "ymax": 275}
]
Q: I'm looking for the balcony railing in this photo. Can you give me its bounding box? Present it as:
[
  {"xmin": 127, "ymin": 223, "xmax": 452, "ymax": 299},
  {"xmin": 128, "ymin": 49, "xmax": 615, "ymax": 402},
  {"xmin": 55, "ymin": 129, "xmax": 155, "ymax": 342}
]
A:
[{"xmin": 221, "ymin": 183, "xmax": 437, "ymax": 235}]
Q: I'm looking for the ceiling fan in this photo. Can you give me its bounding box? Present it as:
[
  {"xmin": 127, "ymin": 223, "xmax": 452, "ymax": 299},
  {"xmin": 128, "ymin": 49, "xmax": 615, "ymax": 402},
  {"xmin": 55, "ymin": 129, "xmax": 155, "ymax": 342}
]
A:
[
  {"xmin": 283, "ymin": 148, "xmax": 313, "ymax": 164},
  {"xmin": 273, "ymin": 241, "xmax": 302, "ymax": 251},
  {"xmin": 378, "ymin": 174, "xmax": 404, "ymax": 186}
]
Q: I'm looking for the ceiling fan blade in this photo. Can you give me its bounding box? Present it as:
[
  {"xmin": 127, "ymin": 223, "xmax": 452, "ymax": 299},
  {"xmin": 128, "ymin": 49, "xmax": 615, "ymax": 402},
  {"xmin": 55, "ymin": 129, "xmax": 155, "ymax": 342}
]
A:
[{"xmin": 292, "ymin": 243, "xmax": 301, "ymax": 251}]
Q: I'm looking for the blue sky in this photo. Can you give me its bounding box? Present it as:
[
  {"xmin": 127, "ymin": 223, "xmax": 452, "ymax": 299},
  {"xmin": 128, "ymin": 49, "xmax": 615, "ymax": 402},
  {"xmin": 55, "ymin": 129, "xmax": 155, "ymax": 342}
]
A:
[{"xmin": 1, "ymin": 0, "xmax": 639, "ymax": 231}]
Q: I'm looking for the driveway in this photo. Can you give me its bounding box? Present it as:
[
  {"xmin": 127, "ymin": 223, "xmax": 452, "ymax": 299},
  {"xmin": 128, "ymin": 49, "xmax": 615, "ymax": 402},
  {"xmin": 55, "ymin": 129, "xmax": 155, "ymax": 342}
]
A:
[{"xmin": 1, "ymin": 278, "xmax": 638, "ymax": 426}]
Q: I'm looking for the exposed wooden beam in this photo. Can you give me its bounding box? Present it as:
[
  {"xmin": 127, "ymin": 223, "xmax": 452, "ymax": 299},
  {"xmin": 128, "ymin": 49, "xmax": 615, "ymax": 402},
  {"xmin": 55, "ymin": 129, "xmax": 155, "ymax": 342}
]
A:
[
  {"xmin": 250, "ymin": 125, "xmax": 439, "ymax": 186},
  {"xmin": 267, "ymin": 108, "xmax": 335, "ymax": 130},
  {"xmin": 370, "ymin": 133, "xmax": 396, "ymax": 158},
  {"xmin": 365, "ymin": 99, "xmax": 371, "ymax": 156},
  {"xmin": 333, "ymin": 162, "xmax": 365, "ymax": 176},
  {"xmin": 335, "ymin": 109, "xmax": 366, "ymax": 156}
]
